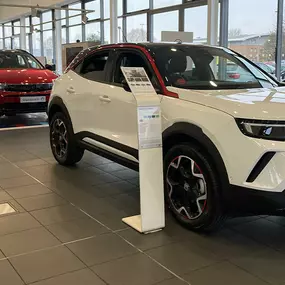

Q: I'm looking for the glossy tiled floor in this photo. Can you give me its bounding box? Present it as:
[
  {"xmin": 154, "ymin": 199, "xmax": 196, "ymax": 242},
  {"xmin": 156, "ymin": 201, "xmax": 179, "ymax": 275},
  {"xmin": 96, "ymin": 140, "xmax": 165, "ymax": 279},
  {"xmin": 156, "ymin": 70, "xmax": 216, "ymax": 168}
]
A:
[{"xmin": 0, "ymin": 127, "xmax": 285, "ymax": 285}]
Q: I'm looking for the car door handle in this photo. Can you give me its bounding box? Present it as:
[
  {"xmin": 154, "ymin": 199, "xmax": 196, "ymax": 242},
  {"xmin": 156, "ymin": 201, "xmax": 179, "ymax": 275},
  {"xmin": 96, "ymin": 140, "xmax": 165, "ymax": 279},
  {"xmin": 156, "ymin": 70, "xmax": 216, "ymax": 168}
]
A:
[
  {"xmin": 99, "ymin": 95, "xmax": 111, "ymax": 103},
  {"xmin": 67, "ymin": 87, "xmax": 75, "ymax": 94}
]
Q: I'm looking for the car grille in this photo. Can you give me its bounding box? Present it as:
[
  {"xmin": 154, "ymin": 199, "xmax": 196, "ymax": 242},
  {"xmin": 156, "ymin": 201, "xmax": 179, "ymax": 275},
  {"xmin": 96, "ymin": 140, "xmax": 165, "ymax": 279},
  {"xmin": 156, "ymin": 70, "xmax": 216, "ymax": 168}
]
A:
[{"xmin": 4, "ymin": 83, "xmax": 52, "ymax": 92}]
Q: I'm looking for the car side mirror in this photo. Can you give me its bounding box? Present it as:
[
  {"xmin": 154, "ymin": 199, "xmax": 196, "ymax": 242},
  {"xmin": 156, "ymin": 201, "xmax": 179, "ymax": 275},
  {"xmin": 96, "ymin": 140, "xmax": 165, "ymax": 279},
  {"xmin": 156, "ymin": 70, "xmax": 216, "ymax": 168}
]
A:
[
  {"xmin": 45, "ymin": 64, "xmax": 54, "ymax": 71},
  {"xmin": 122, "ymin": 79, "xmax": 131, "ymax": 92}
]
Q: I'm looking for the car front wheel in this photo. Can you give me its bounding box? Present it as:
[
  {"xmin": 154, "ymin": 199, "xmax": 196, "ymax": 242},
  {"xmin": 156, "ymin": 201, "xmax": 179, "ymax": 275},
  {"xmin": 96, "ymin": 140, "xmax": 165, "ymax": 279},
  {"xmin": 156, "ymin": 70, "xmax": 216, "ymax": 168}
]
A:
[
  {"xmin": 49, "ymin": 112, "xmax": 84, "ymax": 166},
  {"xmin": 164, "ymin": 143, "xmax": 225, "ymax": 232}
]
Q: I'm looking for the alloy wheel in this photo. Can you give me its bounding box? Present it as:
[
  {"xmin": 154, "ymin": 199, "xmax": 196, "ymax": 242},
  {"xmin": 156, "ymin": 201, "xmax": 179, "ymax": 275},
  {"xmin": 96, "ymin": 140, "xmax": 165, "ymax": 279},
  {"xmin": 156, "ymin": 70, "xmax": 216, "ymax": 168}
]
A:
[
  {"xmin": 166, "ymin": 155, "xmax": 207, "ymax": 220},
  {"xmin": 51, "ymin": 118, "xmax": 68, "ymax": 159}
]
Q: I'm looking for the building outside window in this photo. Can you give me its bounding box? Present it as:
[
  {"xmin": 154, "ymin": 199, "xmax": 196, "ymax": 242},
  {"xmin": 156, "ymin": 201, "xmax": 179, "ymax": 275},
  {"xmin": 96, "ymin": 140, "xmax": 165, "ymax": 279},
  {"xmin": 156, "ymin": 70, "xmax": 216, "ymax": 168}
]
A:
[
  {"xmin": 228, "ymin": 0, "xmax": 278, "ymax": 66},
  {"xmin": 25, "ymin": 17, "xmax": 31, "ymax": 52}
]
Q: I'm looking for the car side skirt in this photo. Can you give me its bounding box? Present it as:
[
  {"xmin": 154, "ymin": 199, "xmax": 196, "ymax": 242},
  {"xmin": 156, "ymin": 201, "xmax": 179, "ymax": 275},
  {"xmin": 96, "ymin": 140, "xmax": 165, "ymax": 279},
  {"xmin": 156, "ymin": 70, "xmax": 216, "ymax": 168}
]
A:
[{"xmin": 75, "ymin": 132, "xmax": 139, "ymax": 171}]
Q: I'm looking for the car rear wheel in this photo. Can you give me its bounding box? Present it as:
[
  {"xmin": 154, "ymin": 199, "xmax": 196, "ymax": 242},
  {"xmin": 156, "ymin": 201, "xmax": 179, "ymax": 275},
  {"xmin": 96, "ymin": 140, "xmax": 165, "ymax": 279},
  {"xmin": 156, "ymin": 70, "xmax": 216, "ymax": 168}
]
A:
[
  {"xmin": 50, "ymin": 112, "xmax": 84, "ymax": 166},
  {"xmin": 164, "ymin": 143, "xmax": 225, "ymax": 232}
]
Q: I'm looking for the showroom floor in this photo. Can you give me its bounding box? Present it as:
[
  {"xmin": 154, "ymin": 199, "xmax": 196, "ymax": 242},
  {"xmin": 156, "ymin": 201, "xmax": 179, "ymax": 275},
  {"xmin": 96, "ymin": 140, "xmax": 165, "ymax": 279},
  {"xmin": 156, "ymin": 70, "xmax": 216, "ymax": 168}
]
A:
[{"xmin": 0, "ymin": 127, "xmax": 285, "ymax": 285}]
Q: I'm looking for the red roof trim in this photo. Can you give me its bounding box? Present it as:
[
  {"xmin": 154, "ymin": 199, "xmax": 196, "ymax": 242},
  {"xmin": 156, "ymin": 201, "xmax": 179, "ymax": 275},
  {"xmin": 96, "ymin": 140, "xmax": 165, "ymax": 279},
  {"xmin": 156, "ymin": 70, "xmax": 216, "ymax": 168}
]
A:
[{"xmin": 69, "ymin": 43, "xmax": 179, "ymax": 99}]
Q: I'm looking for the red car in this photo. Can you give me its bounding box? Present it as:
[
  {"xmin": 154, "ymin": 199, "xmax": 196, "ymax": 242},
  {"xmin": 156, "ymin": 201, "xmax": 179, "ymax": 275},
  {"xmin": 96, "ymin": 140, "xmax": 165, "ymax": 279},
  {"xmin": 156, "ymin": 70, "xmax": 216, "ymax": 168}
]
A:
[{"xmin": 0, "ymin": 49, "xmax": 57, "ymax": 116}]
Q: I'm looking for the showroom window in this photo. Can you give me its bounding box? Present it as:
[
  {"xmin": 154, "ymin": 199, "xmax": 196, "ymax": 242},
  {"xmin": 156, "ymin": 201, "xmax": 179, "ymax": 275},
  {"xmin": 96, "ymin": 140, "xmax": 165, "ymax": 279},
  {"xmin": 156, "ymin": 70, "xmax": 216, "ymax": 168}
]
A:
[
  {"xmin": 31, "ymin": 16, "xmax": 42, "ymax": 57},
  {"xmin": 42, "ymin": 11, "xmax": 54, "ymax": 64},
  {"xmin": 61, "ymin": 9, "xmax": 67, "ymax": 26},
  {"xmin": 69, "ymin": 25, "xmax": 82, "ymax": 43},
  {"xmin": 104, "ymin": 0, "xmax": 110, "ymax": 19},
  {"xmin": 118, "ymin": 18, "xmax": 123, "ymax": 42},
  {"xmin": 4, "ymin": 22, "xmax": 12, "ymax": 38},
  {"xmin": 68, "ymin": 2, "xmax": 82, "ymax": 26},
  {"xmin": 153, "ymin": 10, "xmax": 179, "ymax": 42},
  {"xmin": 104, "ymin": 20, "xmax": 110, "ymax": 44},
  {"xmin": 85, "ymin": 0, "xmax": 100, "ymax": 20},
  {"xmin": 62, "ymin": 28, "xmax": 67, "ymax": 44},
  {"xmin": 126, "ymin": 13, "xmax": 147, "ymax": 42},
  {"xmin": 86, "ymin": 22, "xmax": 101, "ymax": 42},
  {"xmin": 228, "ymin": 0, "xmax": 278, "ymax": 65},
  {"xmin": 4, "ymin": 38, "xmax": 11, "ymax": 49},
  {"xmin": 127, "ymin": 0, "xmax": 149, "ymax": 13},
  {"xmin": 153, "ymin": 0, "xmax": 182, "ymax": 9},
  {"xmin": 184, "ymin": 5, "xmax": 207, "ymax": 43},
  {"xmin": 0, "ymin": 26, "xmax": 3, "ymax": 49},
  {"xmin": 25, "ymin": 17, "xmax": 31, "ymax": 52},
  {"xmin": 11, "ymin": 20, "xmax": 20, "ymax": 49},
  {"xmin": 118, "ymin": 0, "xmax": 123, "ymax": 16}
]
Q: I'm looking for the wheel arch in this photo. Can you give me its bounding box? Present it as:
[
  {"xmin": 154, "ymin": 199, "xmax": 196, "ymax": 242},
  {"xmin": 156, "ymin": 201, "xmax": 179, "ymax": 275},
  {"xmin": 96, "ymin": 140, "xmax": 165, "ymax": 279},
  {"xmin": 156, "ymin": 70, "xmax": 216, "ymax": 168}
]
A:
[
  {"xmin": 48, "ymin": 96, "xmax": 74, "ymax": 132},
  {"xmin": 163, "ymin": 122, "xmax": 230, "ymax": 190}
]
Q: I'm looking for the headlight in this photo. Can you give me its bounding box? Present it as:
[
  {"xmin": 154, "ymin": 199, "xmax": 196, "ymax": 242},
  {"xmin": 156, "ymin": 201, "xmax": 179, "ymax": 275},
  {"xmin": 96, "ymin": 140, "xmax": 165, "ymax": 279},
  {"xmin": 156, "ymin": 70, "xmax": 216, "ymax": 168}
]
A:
[
  {"xmin": 236, "ymin": 119, "xmax": 285, "ymax": 141},
  {"xmin": 0, "ymin": 83, "xmax": 6, "ymax": 90}
]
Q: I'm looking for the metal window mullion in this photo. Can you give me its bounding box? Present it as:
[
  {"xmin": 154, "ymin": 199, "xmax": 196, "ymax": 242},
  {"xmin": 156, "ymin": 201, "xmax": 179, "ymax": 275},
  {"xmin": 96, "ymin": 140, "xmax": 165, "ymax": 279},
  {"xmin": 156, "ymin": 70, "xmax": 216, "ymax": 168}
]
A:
[
  {"xmin": 100, "ymin": 0, "xmax": 104, "ymax": 43},
  {"xmin": 66, "ymin": 6, "xmax": 70, "ymax": 43},
  {"xmin": 40, "ymin": 13, "xmax": 44, "ymax": 56},
  {"xmin": 219, "ymin": 0, "xmax": 228, "ymax": 47},
  {"xmin": 82, "ymin": 1, "xmax": 86, "ymax": 41},
  {"xmin": 147, "ymin": 0, "xmax": 153, "ymax": 42},
  {"xmin": 179, "ymin": 6, "xmax": 184, "ymax": 32},
  {"xmin": 52, "ymin": 9, "xmax": 56, "ymax": 64},
  {"xmin": 276, "ymin": 0, "xmax": 284, "ymax": 80}
]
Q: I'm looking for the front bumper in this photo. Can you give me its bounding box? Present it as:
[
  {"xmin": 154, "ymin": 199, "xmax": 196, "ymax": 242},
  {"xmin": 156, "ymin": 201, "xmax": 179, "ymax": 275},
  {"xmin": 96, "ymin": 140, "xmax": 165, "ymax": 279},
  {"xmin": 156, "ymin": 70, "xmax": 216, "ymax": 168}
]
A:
[
  {"xmin": 0, "ymin": 94, "xmax": 50, "ymax": 115},
  {"xmin": 227, "ymin": 185, "xmax": 285, "ymax": 215},
  {"xmin": 214, "ymin": 118, "xmax": 285, "ymax": 194}
]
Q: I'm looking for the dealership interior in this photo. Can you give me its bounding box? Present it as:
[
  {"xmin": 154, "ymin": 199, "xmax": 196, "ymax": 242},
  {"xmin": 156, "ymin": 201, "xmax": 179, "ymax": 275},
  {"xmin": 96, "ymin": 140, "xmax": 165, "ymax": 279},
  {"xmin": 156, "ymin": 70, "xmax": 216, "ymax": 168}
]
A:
[{"xmin": 2, "ymin": 0, "xmax": 285, "ymax": 285}]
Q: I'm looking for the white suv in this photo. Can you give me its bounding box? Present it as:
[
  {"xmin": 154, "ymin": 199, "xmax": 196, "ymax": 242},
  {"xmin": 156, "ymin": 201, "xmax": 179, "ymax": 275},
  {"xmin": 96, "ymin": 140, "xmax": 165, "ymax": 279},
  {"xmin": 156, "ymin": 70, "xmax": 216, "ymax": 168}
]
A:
[{"xmin": 48, "ymin": 43, "xmax": 285, "ymax": 231}]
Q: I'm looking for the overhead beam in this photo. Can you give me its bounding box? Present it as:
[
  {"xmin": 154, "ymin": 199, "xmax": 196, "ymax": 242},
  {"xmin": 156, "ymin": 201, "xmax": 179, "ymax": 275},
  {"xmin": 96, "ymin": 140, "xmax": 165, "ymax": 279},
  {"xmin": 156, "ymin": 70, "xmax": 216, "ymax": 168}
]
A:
[{"xmin": 0, "ymin": 3, "xmax": 94, "ymax": 12}]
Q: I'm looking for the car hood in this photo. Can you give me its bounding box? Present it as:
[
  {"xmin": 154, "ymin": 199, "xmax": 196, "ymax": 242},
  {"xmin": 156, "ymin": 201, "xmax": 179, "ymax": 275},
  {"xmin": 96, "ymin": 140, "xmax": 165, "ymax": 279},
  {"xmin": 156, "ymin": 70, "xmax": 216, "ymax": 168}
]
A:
[
  {"xmin": 169, "ymin": 86, "xmax": 285, "ymax": 120},
  {"xmin": 0, "ymin": 69, "xmax": 57, "ymax": 84}
]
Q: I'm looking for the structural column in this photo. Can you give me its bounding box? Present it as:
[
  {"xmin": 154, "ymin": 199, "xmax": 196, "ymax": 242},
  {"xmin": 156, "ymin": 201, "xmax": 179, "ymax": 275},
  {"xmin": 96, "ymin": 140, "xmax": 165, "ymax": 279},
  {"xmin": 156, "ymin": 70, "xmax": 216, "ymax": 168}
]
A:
[
  {"xmin": 207, "ymin": 0, "xmax": 219, "ymax": 46},
  {"xmin": 20, "ymin": 16, "xmax": 26, "ymax": 50},
  {"xmin": 276, "ymin": 0, "xmax": 284, "ymax": 80},
  {"xmin": 54, "ymin": 8, "xmax": 63, "ymax": 74},
  {"xmin": 110, "ymin": 0, "xmax": 118, "ymax": 44}
]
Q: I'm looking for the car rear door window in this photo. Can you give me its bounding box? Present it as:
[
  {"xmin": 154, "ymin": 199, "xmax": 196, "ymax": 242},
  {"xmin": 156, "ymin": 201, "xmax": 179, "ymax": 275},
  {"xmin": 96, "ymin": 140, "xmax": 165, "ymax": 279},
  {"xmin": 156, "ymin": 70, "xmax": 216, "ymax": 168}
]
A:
[{"xmin": 79, "ymin": 52, "xmax": 109, "ymax": 82}]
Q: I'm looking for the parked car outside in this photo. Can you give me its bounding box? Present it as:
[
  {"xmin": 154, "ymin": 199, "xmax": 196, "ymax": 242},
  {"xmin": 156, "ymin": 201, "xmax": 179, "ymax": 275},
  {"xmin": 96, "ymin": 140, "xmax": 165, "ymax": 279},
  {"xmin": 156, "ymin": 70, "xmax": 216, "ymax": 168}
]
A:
[
  {"xmin": 0, "ymin": 49, "xmax": 57, "ymax": 117},
  {"xmin": 48, "ymin": 43, "xmax": 285, "ymax": 232}
]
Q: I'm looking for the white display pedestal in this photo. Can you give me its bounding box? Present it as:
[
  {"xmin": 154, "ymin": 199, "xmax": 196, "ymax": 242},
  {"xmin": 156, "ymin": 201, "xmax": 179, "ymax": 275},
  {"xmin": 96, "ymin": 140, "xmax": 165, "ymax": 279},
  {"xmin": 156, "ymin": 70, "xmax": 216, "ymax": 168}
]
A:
[{"xmin": 121, "ymin": 67, "xmax": 165, "ymax": 234}]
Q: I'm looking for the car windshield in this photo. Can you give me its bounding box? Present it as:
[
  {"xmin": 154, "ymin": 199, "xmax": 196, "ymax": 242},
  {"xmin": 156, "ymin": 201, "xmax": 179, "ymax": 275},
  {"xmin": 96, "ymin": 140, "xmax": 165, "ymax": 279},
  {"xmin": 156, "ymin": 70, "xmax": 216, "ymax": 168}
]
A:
[
  {"xmin": 0, "ymin": 51, "xmax": 43, "ymax": 69},
  {"xmin": 150, "ymin": 45, "xmax": 278, "ymax": 90}
]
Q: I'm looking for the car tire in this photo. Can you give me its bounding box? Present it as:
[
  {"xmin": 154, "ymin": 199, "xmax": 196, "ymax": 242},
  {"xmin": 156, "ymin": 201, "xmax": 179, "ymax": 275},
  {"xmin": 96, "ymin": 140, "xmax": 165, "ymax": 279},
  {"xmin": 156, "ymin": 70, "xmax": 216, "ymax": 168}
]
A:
[
  {"xmin": 164, "ymin": 143, "xmax": 225, "ymax": 232},
  {"xmin": 49, "ymin": 112, "xmax": 84, "ymax": 166}
]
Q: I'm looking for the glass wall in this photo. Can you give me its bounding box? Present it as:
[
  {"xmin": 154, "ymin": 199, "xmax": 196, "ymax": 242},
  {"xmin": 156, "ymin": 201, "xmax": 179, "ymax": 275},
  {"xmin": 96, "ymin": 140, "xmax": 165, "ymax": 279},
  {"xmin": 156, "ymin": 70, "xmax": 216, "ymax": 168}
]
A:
[
  {"xmin": 185, "ymin": 5, "xmax": 208, "ymax": 43},
  {"xmin": 126, "ymin": 14, "xmax": 147, "ymax": 42},
  {"xmin": 42, "ymin": 11, "xmax": 54, "ymax": 64},
  {"xmin": 32, "ymin": 17, "xmax": 41, "ymax": 56},
  {"xmin": 153, "ymin": 11, "xmax": 179, "ymax": 42},
  {"xmin": 228, "ymin": 0, "xmax": 278, "ymax": 67},
  {"xmin": 0, "ymin": 0, "xmax": 284, "ymax": 80}
]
